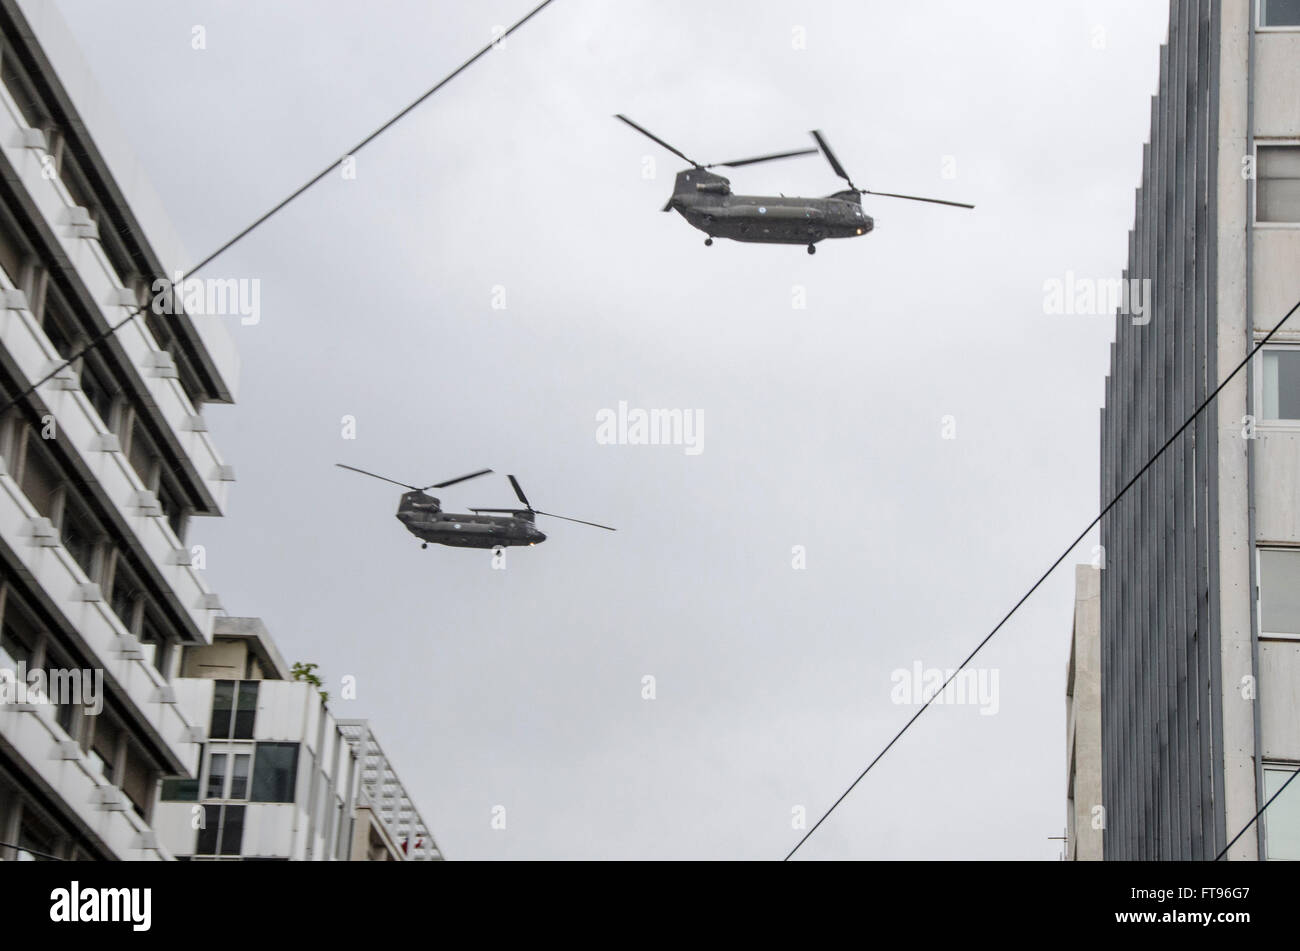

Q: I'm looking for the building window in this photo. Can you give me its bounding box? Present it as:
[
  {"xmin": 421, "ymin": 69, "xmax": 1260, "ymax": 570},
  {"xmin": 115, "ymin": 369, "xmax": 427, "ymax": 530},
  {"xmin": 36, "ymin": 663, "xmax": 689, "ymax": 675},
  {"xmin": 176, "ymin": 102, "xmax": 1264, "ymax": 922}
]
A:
[
  {"xmin": 1259, "ymin": 549, "xmax": 1300, "ymax": 638},
  {"xmin": 195, "ymin": 804, "xmax": 244, "ymax": 857},
  {"xmin": 206, "ymin": 750, "xmax": 227, "ymax": 799},
  {"xmin": 37, "ymin": 640, "xmax": 88, "ymax": 741},
  {"xmin": 1257, "ymin": 146, "xmax": 1300, "ymax": 223},
  {"xmin": 210, "ymin": 680, "xmax": 258, "ymax": 739},
  {"xmin": 87, "ymin": 714, "xmax": 121, "ymax": 785},
  {"xmin": 0, "ymin": 599, "xmax": 38, "ymax": 669},
  {"xmin": 79, "ymin": 358, "xmax": 119, "ymax": 431},
  {"xmin": 108, "ymin": 560, "xmax": 143, "ymax": 634},
  {"xmin": 0, "ymin": 56, "xmax": 48, "ymax": 131},
  {"xmin": 200, "ymin": 743, "xmax": 258, "ymax": 800},
  {"xmin": 251, "ymin": 743, "xmax": 299, "ymax": 803},
  {"xmin": 138, "ymin": 613, "xmax": 171, "ymax": 677},
  {"xmin": 126, "ymin": 419, "xmax": 160, "ymax": 491},
  {"xmin": 120, "ymin": 744, "xmax": 154, "ymax": 821},
  {"xmin": 209, "ymin": 681, "xmax": 233, "ymax": 737},
  {"xmin": 156, "ymin": 478, "xmax": 188, "ymax": 541},
  {"xmin": 230, "ymin": 753, "xmax": 251, "ymax": 800},
  {"xmin": 16, "ymin": 808, "xmax": 60, "ymax": 862},
  {"xmin": 57, "ymin": 496, "xmax": 99, "ymax": 580},
  {"xmin": 1263, "ymin": 764, "xmax": 1300, "ymax": 860},
  {"xmin": 1262, "ymin": 348, "xmax": 1300, "ymax": 421},
  {"xmin": 202, "ymin": 747, "xmax": 252, "ymax": 801},
  {"xmin": 160, "ymin": 777, "xmax": 199, "ymax": 801},
  {"xmin": 17, "ymin": 435, "xmax": 60, "ymax": 519},
  {"xmin": 1261, "ymin": 0, "xmax": 1300, "ymax": 27}
]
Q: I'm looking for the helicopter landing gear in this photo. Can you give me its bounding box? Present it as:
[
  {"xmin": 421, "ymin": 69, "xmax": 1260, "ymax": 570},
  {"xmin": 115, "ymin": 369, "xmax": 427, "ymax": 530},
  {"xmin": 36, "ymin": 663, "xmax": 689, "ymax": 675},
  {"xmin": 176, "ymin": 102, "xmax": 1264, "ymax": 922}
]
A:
[
  {"xmin": 807, "ymin": 244, "xmax": 817, "ymax": 255},
  {"xmin": 421, "ymin": 543, "xmax": 428, "ymax": 549},
  {"xmin": 704, "ymin": 237, "xmax": 713, "ymax": 247}
]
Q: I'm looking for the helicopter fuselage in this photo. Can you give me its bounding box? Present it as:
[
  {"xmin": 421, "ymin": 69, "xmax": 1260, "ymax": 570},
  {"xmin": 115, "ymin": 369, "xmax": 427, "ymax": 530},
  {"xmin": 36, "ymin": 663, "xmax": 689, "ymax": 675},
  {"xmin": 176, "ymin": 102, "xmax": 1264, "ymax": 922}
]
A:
[
  {"xmin": 396, "ymin": 491, "xmax": 546, "ymax": 548},
  {"xmin": 667, "ymin": 170, "xmax": 873, "ymax": 247}
]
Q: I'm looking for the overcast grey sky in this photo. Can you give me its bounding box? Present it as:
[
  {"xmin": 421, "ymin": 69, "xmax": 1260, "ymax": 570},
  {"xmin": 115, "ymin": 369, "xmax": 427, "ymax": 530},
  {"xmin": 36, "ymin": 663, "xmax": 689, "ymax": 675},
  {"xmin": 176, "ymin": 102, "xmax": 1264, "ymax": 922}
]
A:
[{"xmin": 58, "ymin": 0, "xmax": 1170, "ymax": 859}]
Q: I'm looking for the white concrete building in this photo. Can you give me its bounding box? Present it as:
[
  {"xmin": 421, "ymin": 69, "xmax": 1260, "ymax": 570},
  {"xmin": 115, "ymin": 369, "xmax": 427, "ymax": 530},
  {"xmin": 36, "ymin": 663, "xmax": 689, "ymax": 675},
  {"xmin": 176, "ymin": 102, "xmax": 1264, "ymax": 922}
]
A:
[
  {"xmin": 0, "ymin": 0, "xmax": 236, "ymax": 860},
  {"xmin": 152, "ymin": 619, "xmax": 441, "ymax": 861},
  {"xmin": 0, "ymin": 0, "xmax": 444, "ymax": 864}
]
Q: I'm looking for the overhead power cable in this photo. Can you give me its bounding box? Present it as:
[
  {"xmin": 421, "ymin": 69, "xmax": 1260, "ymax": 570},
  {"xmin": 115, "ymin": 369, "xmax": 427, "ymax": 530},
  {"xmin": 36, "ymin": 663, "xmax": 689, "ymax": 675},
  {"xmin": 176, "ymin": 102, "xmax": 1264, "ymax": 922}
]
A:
[
  {"xmin": 785, "ymin": 294, "xmax": 1300, "ymax": 861},
  {"xmin": 0, "ymin": 839, "xmax": 66, "ymax": 861},
  {"xmin": 0, "ymin": 0, "xmax": 557, "ymax": 418}
]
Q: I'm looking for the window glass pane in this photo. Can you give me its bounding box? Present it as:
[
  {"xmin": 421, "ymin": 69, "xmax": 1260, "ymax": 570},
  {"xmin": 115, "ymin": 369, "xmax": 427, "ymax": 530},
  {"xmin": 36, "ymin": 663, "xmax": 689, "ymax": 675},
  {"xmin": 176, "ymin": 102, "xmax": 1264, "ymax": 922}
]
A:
[
  {"xmin": 1261, "ymin": 550, "xmax": 1300, "ymax": 635},
  {"xmin": 109, "ymin": 564, "xmax": 140, "ymax": 633},
  {"xmin": 86, "ymin": 748, "xmax": 112, "ymax": 784},
  {"xmin": 1264, "ymin": 0, "xmax": 1300, "ymax": 26},
  {"xmin": 195, "ymin": 804, "xmax": 220, "ymax": 854},
  {"xmin": 127, "ymin": 420, "xmax": 157, "ymax": 488},
  {"xmin": 91, "ymin": 717, "xmax": 120, "ymax": 784},
  {"xmin": 0, "ymin": 600, "xmax": 38, "ymax": 667},
  {"xmin": 58, "ymin": 499, "xmax": 97, "ymax": 578},
  {"xmin": 1264, "ymin": 767, "xmax": 1300, "ymax": 860},
  {"xmin": 230, "ymin": 754, "xmax": 250, "ymax": 800},
  {"xmin": 1262, "ymin": 350, "xmax": 1300, "ymax": 420},
  {"xmin": 251, "ymin": 743, "xmax": 299, "ymax": 803},
  {"xmin": 161, "ymin": 778, "xmax": 199, "ymax": 801},
  {"xmin": 18, "ymin": 437, "xmax": 60, "ymax": 517},
  {"xmin": 17, "ymin": 809, "xmax": 57, "ymax": 861},
  {"xmin": 1258, "ymin": 146, "xmax": 1300, "ymax": 223},
  {"xmin": 39, "ymin": 294, "xmax": 77, "ymax": 360},
  {"xmin": 38, "ymin": 646, "xmax": 81, "ymax": 738},
  {"xmin": 157, "ymin": 479, "xmax": 187, "ymax": 541},
  {"xmin": 233, "ymin": 681, "xmax": 258, "ymax": 739},
  {"xmin": 0, "ymin": 58, "xmax": 45, "ymax": 128},
  {"xmin": 209, "ymin": 680, "xmax": 234, "ymax": 738},
  {"xmin": 121, "ymin": 745, "xmax": 152, "ymax": 818},
  {"xmin": 139, "ymin": 615, "xmax": 170, "ymax": 676},
  {"xmin": 79, "ymin": 360, "xmax": 117, "ymax": 429},
  {"xmin": 56, "ymin": 700, "xmax": 77, "ymax": 738},
  {"xmin": 206, "ymin": 752, "xmax": 227, "ymax": 799},
  {"xmin": 0, "ymin": 216, "xmax": 25, "ymax": 288},
  {"xmin": 219, "ymin": 805, "xmax": 245, "ymax": 856}
]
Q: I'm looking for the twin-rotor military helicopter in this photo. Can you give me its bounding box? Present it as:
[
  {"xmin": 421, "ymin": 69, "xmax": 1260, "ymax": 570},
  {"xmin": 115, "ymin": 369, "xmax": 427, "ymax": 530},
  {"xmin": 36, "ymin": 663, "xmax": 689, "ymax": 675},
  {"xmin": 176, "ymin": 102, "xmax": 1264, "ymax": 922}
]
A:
[
  {"xmin": 336, "ymin": 464, "xmax": 615, "ymax": 551},
  {"xmin": 615, "ymin": 114, "xmax": 974, "ymax": 254},
  {"xmin": 338, "ymin": 119, "xmax": 970, "ymax": 555}
]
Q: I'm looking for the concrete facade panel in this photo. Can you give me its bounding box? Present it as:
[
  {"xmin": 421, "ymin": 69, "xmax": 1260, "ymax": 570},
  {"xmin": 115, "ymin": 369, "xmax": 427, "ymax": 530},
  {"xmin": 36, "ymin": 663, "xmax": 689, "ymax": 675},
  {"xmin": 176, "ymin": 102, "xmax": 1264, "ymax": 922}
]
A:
[{"xmin": 1259, "ymin": 641, "xmax": 1300, "ymax": 759}]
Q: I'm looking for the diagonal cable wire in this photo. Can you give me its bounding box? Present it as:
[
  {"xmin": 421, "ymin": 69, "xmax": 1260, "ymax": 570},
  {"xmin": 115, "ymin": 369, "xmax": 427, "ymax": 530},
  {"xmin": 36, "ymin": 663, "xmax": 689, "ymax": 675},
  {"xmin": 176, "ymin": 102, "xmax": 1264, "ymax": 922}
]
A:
[
  {"xmin": 0, "ymin": 0, "xmax": 557, "ymax": 419},
  {"xmin": 183, "ymin": 0, "xmax": 555, "ymax": 280},
  {"xmin": 785, "ymin": 295, "xmax": 1300, "ymax": 861},
  {"xmin": 0, "ymin": 839, "xmax": 66, "ymax": 861},
  {"xmin": 0, "ymin": 306, "xmax": 145, "ymax": 417},
  {"xmin": 1216, "ymin": 765, "xmax": 1299, "ymax": 860}
]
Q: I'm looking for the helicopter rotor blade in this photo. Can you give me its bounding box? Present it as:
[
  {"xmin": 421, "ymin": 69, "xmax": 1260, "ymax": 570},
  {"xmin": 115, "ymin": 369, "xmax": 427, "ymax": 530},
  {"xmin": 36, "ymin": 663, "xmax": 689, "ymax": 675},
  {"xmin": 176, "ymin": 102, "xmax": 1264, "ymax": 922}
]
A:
[
  {"xmin": 423, "ymin": 468, "xmax": 494, "ymax": 491},
  {"xmin": 709, "ymin": 147, "xmax": 818, "ymax": 169},
  {"xmin": 507, "ymin": 475, "xmax": 532, "ymax": 509},
  {"xmin": 469, "ymin": 508, "xmax": 529, "ymax": 515},
  {"xmin": 335, "ymin": 464, "xmax": 419, "ymax": 491},
  {"xmin": 862, "ymin": 189, "xmax": 975, "ymax": 210},
  {"xmin": 533, "ymin": 510, "xmax": 617, "ymax": 532},
  {"xmin": 614, "ymin": 114, "xmax": 701, "ymax": 168},
  {"xmin": 810, "ymin": 129, "xmax": 856, "ymax": 190}
]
